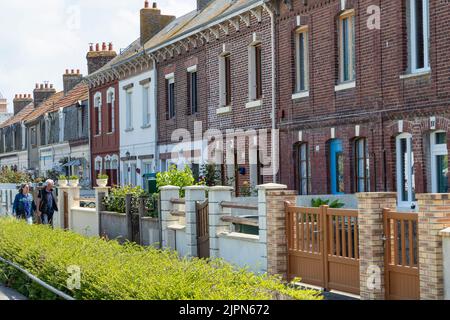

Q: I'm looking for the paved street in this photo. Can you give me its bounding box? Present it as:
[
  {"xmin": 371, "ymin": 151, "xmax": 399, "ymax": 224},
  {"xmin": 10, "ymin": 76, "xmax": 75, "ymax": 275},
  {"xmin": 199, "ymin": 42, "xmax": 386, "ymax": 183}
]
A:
[{"xmin": 0, "ymin": 285, "xmax": 27, "ymax": 300}]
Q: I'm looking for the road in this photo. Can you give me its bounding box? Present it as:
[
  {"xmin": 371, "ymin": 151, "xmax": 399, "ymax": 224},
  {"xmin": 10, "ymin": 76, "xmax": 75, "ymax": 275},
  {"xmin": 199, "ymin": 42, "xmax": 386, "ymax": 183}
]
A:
[{"xmin": 0, "ymin": 285, "xmax": 27, "ymax": 300}]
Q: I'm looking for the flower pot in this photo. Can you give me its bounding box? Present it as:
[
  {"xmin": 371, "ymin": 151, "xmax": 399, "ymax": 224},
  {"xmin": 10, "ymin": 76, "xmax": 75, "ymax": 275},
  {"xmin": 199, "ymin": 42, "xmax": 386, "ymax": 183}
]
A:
[
  {"xmin": 69, "ymin": 179, "xmax": 79, "ymax": 187},
  {"xmin": 96, "ymin": 179, "xmax": 108, "ymax": 188},
  {"xmin": 59, "ymin": 180, "xmax": 68, "ymax": 187}
]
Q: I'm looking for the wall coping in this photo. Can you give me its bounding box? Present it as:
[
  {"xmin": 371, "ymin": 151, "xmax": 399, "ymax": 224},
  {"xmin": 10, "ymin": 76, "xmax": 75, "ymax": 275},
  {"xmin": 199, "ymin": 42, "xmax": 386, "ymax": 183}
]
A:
[
  {"xmin": 208, "ymin": 186, "xmax": 234, "ymax": 192},
  {"xmin": 71, "ymin": 207, "xmax": 96, "ymax": 213},
  {"xmin": 257, "ymin": 183, "xmax": 288, "ymax": 190},
  {"xmin": 159, "ymin": 186, "xmax": 181, "ymax": 191},
  {"xmin": 440, "ymin": 227, "xmax": 450, "ymax": 238},
  {"xmin": 217, "ymin": 232, "xmax": 260, "ymax": 242},
  {"xmin": 416, "ymin": 193, "xmax": 450, "ymax": 200},
  {"xmin": 168, "ymin": 223, "xmax": 186, "ymax": 231},
  {"xmin": 184, "ymin": 185, "xmax": 207, "ymax": 191},
  {"xmin": 356, "ymin": 192, "xmax": 397, "ymax": 199},
  {"xmin": 100, "ymin": 211, "xmax": 126, "ymax": 217}
]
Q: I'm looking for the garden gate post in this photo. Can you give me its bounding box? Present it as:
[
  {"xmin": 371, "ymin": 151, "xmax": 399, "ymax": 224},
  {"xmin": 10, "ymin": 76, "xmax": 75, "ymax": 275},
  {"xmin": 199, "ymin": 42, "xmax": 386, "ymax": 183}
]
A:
[
  {"xmin": 184, "ymin": 186, "xmax": 207, "ymax": 257},
  {"xmin": 55, "ymin": 186, "xmax": 70, "ymax": 229},
  {"xmin": 258, "ymin": 184, "xmax": 295, "ymax": 278},
  {"xmin": 159, "ymin": 186, "xmax": 181, "ymax": 249},
  {"xmin": 357, "ymin": 192, "xmax": 397, "ymax": 300},
  {"xmin": 95, "ymin": 187, "xmax": 109, "ymax": 237},
  {"xmin": 416, "ymin": 194, "xmax": 450, "ymax": 300},
  {"xmin": 208, "ymin": 186, "xmax": 233, "ymax": 259}
]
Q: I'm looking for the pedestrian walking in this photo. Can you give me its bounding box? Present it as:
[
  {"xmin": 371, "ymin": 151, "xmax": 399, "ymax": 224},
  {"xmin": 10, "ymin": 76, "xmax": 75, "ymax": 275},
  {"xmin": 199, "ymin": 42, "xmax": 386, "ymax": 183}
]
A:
[
  {"xmin": 37, "ymin": 179, "xmax": 58, "ymax": 226},
  {"xmin": 12, "ymin": 183, "xmax": 36, "ymax": 225}
]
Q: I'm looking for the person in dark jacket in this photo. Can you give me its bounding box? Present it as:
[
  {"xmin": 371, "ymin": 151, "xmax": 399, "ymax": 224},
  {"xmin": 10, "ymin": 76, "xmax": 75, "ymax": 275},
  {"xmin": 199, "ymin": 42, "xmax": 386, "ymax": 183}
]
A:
[
  {"xmin": 12, "ymin": 183, "xmax": 37, "ymax": 225},
  {"xmin": 37, "ymin": 179, "xmax": 58, "ymax": 226}
]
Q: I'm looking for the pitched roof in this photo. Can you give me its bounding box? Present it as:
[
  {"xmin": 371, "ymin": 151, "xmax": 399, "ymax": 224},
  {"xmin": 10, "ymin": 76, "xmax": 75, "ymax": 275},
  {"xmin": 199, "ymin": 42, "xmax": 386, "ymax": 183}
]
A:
[
  {"xmin": 48, "ymin": 82, "xmax": 89, "ymax": 113},
  {"xmin": 0, "ymin": 103, "xmax": 34, "ymax": 128},
  {"xmin": 23, "ymin": 91, "xmax": 65, "ymax": 123}
]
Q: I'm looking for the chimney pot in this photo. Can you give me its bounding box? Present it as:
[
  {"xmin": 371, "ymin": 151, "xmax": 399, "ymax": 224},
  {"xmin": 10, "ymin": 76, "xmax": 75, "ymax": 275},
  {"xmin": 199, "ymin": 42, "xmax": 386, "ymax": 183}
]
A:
[
  {"xmin": 144, "ymin": 0, "xmax": 149, "ymax": 8},
  {"xmin": 40, "ymin": 84, "xmax": 44, "ymax": 89},
  {"xmin": 77, "ymin": 69, "xmax": 80, "ymax": 74},
  {"xmin": 35, "ymin": 84, "xmax": 39, "ymax": 89},
  {"xmin": 109, "ymin": 42, "xmax": 113, "ymax": 51},
  {"xmin": 95, "ymin": 43, "xmax": 100, "ymax": 51},
  {"xmin": 153, "ymin": 2, "xmax": 157, "ymax": 9},
  {"xmin": 89, "ymin": 43, "xmax": 94, "ymax": 51},
  {"xmin": 45, "ymin": 83, "xmax": 48, "ymax": 89},
  {"xmin": 50, "ymin": 84, "xmax": 54, "ymax": 89},
  {"xmin": 102, "ymin": 42, "xmax": 107, "ymax": 51},
  {"xmin": 71, "ymin": 69, "xmax": 74, "ymax": 74}
]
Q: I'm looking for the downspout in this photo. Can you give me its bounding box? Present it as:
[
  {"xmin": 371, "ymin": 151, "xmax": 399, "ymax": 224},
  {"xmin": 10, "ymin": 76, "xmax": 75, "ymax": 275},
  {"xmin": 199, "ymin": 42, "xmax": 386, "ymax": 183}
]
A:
[{"xmin": 263, "ymin": 2, "xmax": 277, "ymax": 183}]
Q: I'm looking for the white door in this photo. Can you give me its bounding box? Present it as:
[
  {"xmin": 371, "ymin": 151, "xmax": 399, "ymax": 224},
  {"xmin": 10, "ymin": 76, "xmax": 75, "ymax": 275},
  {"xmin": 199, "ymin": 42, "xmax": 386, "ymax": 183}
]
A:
[{"xmin": 396, "ymin": 133, "xmax": 415, "ymax": 208}]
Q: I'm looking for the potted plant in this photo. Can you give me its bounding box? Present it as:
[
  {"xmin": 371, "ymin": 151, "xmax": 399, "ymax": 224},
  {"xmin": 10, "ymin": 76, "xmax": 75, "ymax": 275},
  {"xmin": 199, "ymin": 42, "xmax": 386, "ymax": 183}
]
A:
[
  {"xmin": 68, "ymin": 175, "xmax": 79, "ymax": 187},
  {"xmin": 58, "ymin": 175, "xmax": 68, "ymax": 187},
  {"xmin": 97, "ymin": 173, "xmax": 109, "ymax": 188}
]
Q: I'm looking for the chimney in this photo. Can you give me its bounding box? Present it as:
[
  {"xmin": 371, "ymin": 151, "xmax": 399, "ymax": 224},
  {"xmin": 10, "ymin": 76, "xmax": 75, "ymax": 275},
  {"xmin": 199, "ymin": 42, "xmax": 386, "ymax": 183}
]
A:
[
  {"xmin": 63, "ymin": 69, "xmax": 83, "ymax": 94},
  {"xmin": 33, "ymin": 83, "xmax": 56, "ymax": 107},
  {"xmin": 197, "ymin": 0, "xmax": 213, "ymax": 11},
  {"xmin": 140, "ymin": 2, "xmax": 175, "ymax": 46},
  {"xmin": 86, "ymin": 42, "xmax": 117, "ymax": 74},
  {"xmin": 13, "ymin": 94, "xmax": 33, "ymax": 115}
]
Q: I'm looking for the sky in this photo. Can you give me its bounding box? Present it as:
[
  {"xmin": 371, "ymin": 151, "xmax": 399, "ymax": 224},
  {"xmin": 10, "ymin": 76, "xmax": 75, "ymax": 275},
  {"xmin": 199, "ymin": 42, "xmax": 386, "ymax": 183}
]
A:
[{"xmin": 0, "ymin": 0, "xmax": 196, "ymax": 113}]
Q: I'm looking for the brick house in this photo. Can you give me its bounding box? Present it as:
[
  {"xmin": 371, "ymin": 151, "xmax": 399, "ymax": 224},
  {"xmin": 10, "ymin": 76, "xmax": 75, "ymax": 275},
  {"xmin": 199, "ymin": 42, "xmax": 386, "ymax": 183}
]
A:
[
  {"xmin": 144, "ymin": 0, "xmax": 277, "ymax": 194},
  {"xmin": 277, "ymin": 0, "xmax": 450, "ymax": 208},
  {"xmin": 85, "ymin": 43, "xmax": 120, "ymax": 187}
]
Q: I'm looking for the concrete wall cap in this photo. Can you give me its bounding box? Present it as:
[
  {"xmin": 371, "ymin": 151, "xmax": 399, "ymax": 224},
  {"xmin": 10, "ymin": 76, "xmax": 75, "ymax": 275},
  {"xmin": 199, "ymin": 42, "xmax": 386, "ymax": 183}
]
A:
[
  {"xmin": 257, "ymin": 183, "xmax": 288, "ymax": 190},
  {"xmin": 356, "ymin": 192, "xmax": 397, "ymax": 198},
  {"xmin": 207, "ymin": 186, "xmax": 234, "ymax": 192},
  {"xmin": 159, "ymin": 186, "xmax": 181, "ymax": 191},
  {"xmin": 440, "ymin": 227, "xmax": 450, "ymax": 238},
  {"xmin": 416, "ymin": 193, "xmax": 450, "ymax": 200},
  {"xmin": 184, "ymin": 185, "xmax": 207, "ymax": 191}
]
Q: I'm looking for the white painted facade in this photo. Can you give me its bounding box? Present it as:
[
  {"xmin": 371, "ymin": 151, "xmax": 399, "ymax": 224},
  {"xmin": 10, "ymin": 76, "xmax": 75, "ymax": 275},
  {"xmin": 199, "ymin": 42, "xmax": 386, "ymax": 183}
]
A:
[
  {"xmin": 0, "ymin": 150, "xmax": 28, "ymax": 171},
  {"xmin": 119, "ymin": 69, "xmax": 158, "ymax": 188}
]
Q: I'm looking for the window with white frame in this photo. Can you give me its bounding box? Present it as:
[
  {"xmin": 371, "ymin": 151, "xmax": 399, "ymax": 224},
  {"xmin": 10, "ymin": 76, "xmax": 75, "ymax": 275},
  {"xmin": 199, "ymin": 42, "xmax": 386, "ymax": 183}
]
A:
[
  {"xmin": 396, "ymin": 133, "xmax": 416, "ymax": 208},
  {"xmin": 219, "ymin": 52, "xmax": 232, "ymax": 107},
  {"xmin": 295, "ymin": 26, "xmax": 309, "ymax": 93},
  {"xmin": 297, "ymin": 143, "xmax": 311, "ymax": 195},
  {"xmin": 143, "ymin": 161, "xmax": 152, "ymax": 175},
  {"xmin": 126, "ymin": 89, "xmax": 133, "ymax": 130},
  {"xmin": 354, "ymin": 138, "xmax": 370, "ymax": 192},
  {"xmin": 130, "ymin": 163, "xmax": 137, "ymax": 186},
  {"xmin": 123, "ymin": 162, "xmax": 130, "ymax": 185},
  {"xmin": 338, "ymin": 10, "xmax": 356, "ymax": 83},
  {"xmin": 166, "ymin": 74, "xmax": 175, "ymax": 119},
  {"xmin": 107, "ymin": 88, "xmax": 115, "ymax": 133},
  {"xmin": 430, "ymin": 131, "xmax": 448, "ymax": 193},
  {"xmin": 187, "ymin": 66, "xmax": 198, "ymax": 115},
  {"xmin": 248, "ymin": 42, "xmax": 262, "ymax": 101},
  {"xmin": 142, "ymin": 84, "xmax": 151, "ymax": 126},
  {"xmin": 407, "ymin": 0, "xmax": 430, "ymax": 73},
  {"xmin": 94, "ymin": 92, "xmax": 102, "ymax": 135}
]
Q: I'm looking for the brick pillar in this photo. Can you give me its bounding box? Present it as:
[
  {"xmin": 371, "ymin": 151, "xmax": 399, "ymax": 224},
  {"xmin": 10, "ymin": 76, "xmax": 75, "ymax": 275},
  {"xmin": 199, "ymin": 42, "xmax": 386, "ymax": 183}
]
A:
[
  {"xmin": 258, "ymin": 183, "xmax": 296, "ymax": 278},
  {"xmin": 159, "ymin": 186, "xmax": 180, "ymax": 249},
  {"xmin": 357, "ymin": 192, "xmax": 397, "ymax": 300},
  {"xmin": 94, "ymin": 187, "xmax": 110, "ymax": 237},
  {"xmin": 208, "ymin": 186, "xmax": 233, "ymax": 259},
  {"xmin": 416, "ymin": 194, "xmax": 450, "ymax": 300},
  {"xmin": 184, "ymin": 186, "xmax": 206, "ymax": 257}
]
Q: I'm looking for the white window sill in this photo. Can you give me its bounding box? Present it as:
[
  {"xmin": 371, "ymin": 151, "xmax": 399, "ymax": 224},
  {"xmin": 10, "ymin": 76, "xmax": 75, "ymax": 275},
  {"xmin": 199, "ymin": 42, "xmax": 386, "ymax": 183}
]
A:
[
  {"xmin": 400, "ymin": 70, "xmax": 431, "ymax": 79},
  {"xmin": 125, "ymin": 128, "xmax": 134, "ymax": 132},
  {"xmin": 168, "ymin": 224, "xmax": 186, "ymax": 231},
  {"xmin": 335, "ymin": 81, "xmax": 356, "ymax": 92},
  {"xmin": 141, "ymin": 124, "xmax": 151, "ymax": 129},
  {"xmin": 106, "ymin": 132, "xmax": 114, "ymax": 135},
  {"xmin": 292, "ymin": 91, "xmax": 310, "ymax": 100},
  {"xmin": 216, "ymin": 106, "xmax": 232, "ymax": 115},
  {"xmin": 245, "ymin": 100, "xmax": 262, "ymax": 109}
]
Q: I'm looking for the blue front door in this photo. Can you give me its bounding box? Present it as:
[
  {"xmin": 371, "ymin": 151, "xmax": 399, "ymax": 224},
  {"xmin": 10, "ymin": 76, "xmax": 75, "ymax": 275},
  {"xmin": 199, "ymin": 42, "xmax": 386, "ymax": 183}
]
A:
[{"xmin": 330, "ymin": 139, "xmax": 344, "ymax": 195}]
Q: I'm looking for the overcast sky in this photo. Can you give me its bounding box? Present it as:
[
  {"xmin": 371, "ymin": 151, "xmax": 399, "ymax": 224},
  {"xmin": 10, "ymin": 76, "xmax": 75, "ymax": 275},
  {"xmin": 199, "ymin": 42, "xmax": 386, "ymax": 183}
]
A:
[{"xmin": 0, "ymin": 0, "xmax": 196, "ymax": 113}]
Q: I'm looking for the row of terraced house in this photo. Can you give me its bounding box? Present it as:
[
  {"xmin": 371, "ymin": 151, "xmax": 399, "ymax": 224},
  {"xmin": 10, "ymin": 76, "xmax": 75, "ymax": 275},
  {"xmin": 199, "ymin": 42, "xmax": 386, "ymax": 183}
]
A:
[{"xmin": 1, "ymin": 0, "xmax": 450, "ymax": 209}]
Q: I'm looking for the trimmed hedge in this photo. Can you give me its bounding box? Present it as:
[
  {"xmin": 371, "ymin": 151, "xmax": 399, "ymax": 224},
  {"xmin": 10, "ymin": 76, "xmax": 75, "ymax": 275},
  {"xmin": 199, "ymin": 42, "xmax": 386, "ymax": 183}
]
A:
[{"xmin": 0, "ymin": 218, "xmax": 321, "ymax": 300}]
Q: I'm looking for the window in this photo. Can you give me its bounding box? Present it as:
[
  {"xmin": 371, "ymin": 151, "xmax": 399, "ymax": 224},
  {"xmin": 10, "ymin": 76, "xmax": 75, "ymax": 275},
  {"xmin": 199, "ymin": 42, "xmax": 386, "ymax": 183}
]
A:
[
  {"xmin": 94, "ymin": 93, "xmax": 102, "ymax": 135},
  {"xmin": 329, "ymin": 139, "xmax": 345, "ymax": 194},
  {"xmin": 249, "ymin": 43, "xmax": 262, "ymax": 101},
  {"xmin": 297, "ymin": 143, "xmax": 311, "ymax": 195},
  {"xmin": 354, "ymin": 138, "xmax": 370, "ymax": 192},
  {"xmin": 408, "ymin": 0, "xmax": 430, "ymax": 73},
  {"xmin": 130, "ymin": 163, "xmax": 137, "ymax": 186},
  {"xmin": 295, "ymin": 27, "xmax": 309, "ymax": 92},
  {"xmin": 107, "ymin": 88, "xmax": 115, "ymax": 133},
  {"xmin": 430, "ymin": 132, "xmax": 448, "ymax": 193},
  {"xmin": 31, "ymin": 127, "xmax": 37, "ymax": 147},
  {"xmin": 166, "ymin": 75, "xmax": 175, "ymax": 119},
  {"xmin": 126, "ymin": 90, "xmax": 133, "ymax": 130},
  {"xmin": 77, "ymin": 107, "xmax": 83, "ymax": 138},
  {"xmin": 188, "ymin": 69, "xmax": 198, "ymax": 114},
  {"xmin": 123, "ymin": 163, "xmax": 130, "ymax": 185},
  {"xmin": 396, "ymin": 133, "xmax": 415, "ymax": 207},
  {"xmin": 339, "ymin": 11, "xmax": 355, "ymax": 83},
  {"xmin": 142, "ymin": 85, "xmax": 151, "ymax": 126},
  {"xmin": 219, "ymin": 53, "xmax": 232, "ymax": 107}
]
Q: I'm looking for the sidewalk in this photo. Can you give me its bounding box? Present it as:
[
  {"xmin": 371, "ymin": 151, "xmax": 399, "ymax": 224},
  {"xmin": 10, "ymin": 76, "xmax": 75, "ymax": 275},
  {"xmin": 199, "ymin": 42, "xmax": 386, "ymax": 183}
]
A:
[{"xmin": 0, "ymin": 285, "xmax": 27, "ymax": 300}]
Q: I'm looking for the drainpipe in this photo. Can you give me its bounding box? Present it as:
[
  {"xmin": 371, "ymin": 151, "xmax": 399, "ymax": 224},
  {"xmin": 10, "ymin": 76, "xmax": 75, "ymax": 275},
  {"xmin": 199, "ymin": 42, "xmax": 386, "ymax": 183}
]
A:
[{"xmin": 263, "ymin": 2, "xmax": 277, "ymax": 183}]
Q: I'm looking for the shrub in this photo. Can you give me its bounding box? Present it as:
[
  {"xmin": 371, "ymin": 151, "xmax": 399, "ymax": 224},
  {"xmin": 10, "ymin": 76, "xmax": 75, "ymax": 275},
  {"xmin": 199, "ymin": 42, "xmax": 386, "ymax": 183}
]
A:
[
  {"xmin": 156, "ymin": 165, "xmax": 195, "ymax": 197},
  {"xmin": 0, "ymin": 218, "xmax": 322, "ymax": 300},
  {"xmin": 311, "ymin": 198, "xmax": 345, "ymax": 209},
  {"xmin": 102, "ymin": 185, "xmax": 147, "ymax": 214},
  {"xmin": 0, "ymin": 168, "xmax": 31, "ymax": 184},
  {"xmin": 69, "ymin": 175, "xmax": 79, "ymax": 180},
  {"xmin": 199, "ymin": 163, "xmax": 222, "ymax": 186},
  {"xmin": 58, "ymin": 175, "xmax": 68, "ymax": 180},
  {"xmin": 97, "ymin": 173, "xmax": 108, "ymax": 180}
]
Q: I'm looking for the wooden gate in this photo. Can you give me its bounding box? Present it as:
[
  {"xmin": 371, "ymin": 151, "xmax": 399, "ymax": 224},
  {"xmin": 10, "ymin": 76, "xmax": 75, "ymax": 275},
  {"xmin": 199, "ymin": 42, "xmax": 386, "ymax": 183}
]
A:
[
  {"xmin": 285, "ymin": 203, "xmax": 360, "ymax": 295},
  {"xmin": 383, "ymin": 209, "xmax": 419, "ymax": 300},
  {"xmin": 196, "ymin": 200, "xmax": 210, "ymax": 258}
]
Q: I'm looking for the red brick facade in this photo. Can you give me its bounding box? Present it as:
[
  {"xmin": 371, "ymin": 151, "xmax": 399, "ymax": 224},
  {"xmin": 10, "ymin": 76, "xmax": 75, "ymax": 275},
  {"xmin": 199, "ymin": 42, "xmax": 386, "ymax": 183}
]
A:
[{"xmin": 277, "ymin": 0, "xmax": 450, "ymax": 197}]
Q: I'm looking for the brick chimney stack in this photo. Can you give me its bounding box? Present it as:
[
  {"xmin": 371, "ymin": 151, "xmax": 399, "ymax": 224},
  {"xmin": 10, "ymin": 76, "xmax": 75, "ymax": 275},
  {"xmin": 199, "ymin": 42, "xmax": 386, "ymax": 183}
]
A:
[
  {"xmin": 86, "ymin": 42, "xmax": 117, "ymax": 75},
  {"xmin": 13, "ymin": 93, "xmax": 33, "ymax": 115},
  {"xmin": 63, "ymin": 69, "xmax": 83, "ymax": 94},
  {"xmin": 140, "ymin": 1, "xmax": 175, "ymax": 46},
  {"xmin": 33, "ymin": 83, "xmax": 56, "ymax": 107}
]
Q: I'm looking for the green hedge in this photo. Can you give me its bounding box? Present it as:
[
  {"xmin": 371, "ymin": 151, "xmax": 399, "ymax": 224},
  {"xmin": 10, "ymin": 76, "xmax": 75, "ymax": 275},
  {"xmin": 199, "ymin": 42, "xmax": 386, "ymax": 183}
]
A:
[{"xmin": 0, "ymin": 218, "xmax": 321, "ymax": 300}]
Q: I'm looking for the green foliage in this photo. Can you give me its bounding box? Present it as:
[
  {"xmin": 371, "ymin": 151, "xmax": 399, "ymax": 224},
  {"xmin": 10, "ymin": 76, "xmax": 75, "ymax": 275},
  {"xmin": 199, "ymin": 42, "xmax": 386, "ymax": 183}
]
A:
[
  {"xmin": 199, "ymin": 163, "xmax": 222, "ymax": 187},
  {"xmin": 0, "ymin": 168, "xmax": 31, "ymax": 184},
  {"xmin": 69, "ymin": 175, "xmax": 79, "ymax": 180},
  {"xmin": 58, "ymin": 175, "xmax": 68, "ymax": 180},
  {"xmin": 311, "ymin": 198, "xmax": 345, "ymax": 209},
  {"xmin": 156, "ymin": 165, "xmax": 195, "ymax": 197},
  {"xmin": 97, "ymin": 173, "xmax": 108, "ymax": 179},
  {"xmin": 102, "ymin": 185, "xmax": 147, "ymax": 214},
  {"xmin": 0, "ymin": 218, "xmax": 322, "ymax": 300}
]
